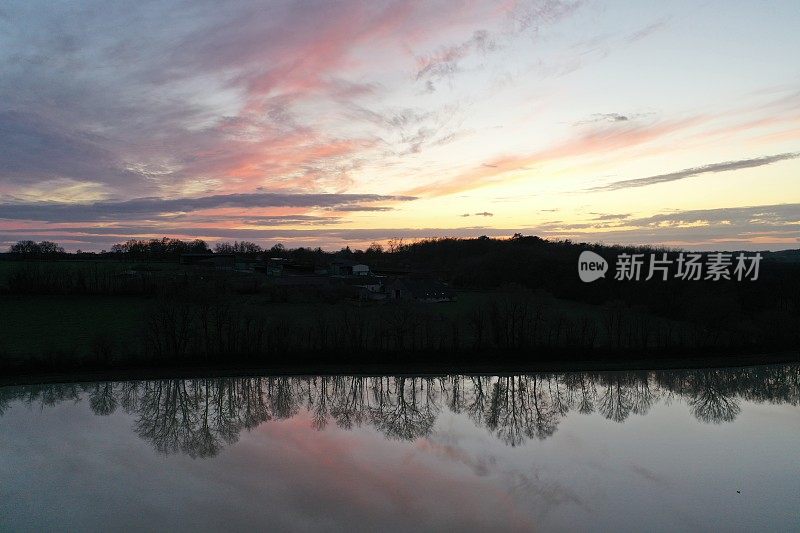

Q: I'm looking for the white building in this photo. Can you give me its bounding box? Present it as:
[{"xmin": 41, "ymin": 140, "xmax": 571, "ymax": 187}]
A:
[{"xmin": 352, "ymin": 264, "xmax": 370, "ymax": 276}]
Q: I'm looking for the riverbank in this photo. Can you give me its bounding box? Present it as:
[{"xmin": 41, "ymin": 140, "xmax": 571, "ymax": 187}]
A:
[{"xmin": 2, "ymin": 350, "xmax": 797, "ymax": 387}]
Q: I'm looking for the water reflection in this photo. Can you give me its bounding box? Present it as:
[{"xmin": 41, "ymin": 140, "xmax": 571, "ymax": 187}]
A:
[{"xmin": 1, "ymin": 364, "xmax": 798, "ymax": 457}]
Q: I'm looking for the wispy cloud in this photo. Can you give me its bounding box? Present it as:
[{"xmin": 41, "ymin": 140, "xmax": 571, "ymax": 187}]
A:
[
  {"xmin": 630, "ymin": 203, "xmax": 800, "ymax": 227},
  {"xmin": 532, "ymin": 203, "xmax": 800, "ymax": 249},
  {"xmin": 591, "ymin": 213, "xmax": 630, "ymax": 221},
  {"xmin": 1, "ymin": 0, "xmax": 559, "ymax": 201},
  {"xmin": 573, "ymin": 112, "xmax": 633, "ymax": 125},
  {"xmin": 626, "ymin": 19, "xmax": 668, "ymax": 43},
  {"xmin": 415, "ymin": 30, "xmax": 497, "ymax": 82},
  {"xmin": 407, "ymin": 116, "xmax": 706, "ymax": 196},
  {"xmin": 588, "ymin": 152, "xmax": 800, "ymax": 192}
]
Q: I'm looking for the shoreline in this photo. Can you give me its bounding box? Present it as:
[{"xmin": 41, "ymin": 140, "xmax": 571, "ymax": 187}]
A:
[{"xmin": 2, "ymin": 351, "xmax": 797, "ymax": 387}]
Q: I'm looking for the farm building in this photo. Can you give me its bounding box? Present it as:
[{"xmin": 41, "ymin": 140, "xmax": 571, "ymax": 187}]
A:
[
  {"xmin": 329, "ymin": 259, "xmax": 371, "ymax": 276},
  {"xmin": 180, "ymin": 253, "xmax": 235, "ymax": 270},
  {"xmin": 342, "ymin": 275, "xmax": 386, "ymax": 300},
  {"xmin": 264, "ymin": 258, "xmax": 287, "ymax": 276},
  {"xmin": 352, "ymin": 264, "xmax": 370, "ymax": 276},
  {"xmin": 386, "ymin": 278, "xmax": 455, "ymax": 303}
]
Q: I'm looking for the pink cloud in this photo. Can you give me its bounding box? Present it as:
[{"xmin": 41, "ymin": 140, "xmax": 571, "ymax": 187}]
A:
[{"xmin": 406, "ymin": 115, "xmax": 707, "ymax": 196}]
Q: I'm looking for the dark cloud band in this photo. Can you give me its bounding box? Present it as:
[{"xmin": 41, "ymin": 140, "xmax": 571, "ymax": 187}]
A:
[
  {"xmin": 3, "ymin": 203, "xmax": 797, "ymax": 252},
  {"xmin": 0, "ymin": 193, "xmax": 416, "ymax": 222}
]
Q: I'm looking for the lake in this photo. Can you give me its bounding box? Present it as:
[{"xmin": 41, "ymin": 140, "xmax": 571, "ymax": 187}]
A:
[{"xmin": 1, "ymin": 364, "xmax": 798, "ymax": 531}]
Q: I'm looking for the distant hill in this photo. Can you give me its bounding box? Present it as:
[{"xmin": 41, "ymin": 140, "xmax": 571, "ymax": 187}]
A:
[{"xmin": 762, "ymin": 249, "xmax": 800, "ymax": 262}]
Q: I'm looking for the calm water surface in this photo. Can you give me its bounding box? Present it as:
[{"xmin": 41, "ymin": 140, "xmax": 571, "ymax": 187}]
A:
[{"xmin": 1, "ymin": 364, "xmax": 798, "ymax": 531}]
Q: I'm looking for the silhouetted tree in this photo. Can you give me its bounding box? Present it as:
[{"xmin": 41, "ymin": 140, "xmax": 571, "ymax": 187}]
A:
[
  {"xmin": 8, "ymin": 240, "xmax": 65, "ymax": 256},
  {"xmin": 214, "ymin": 241, "xmax": 262, "ymax": 255}
]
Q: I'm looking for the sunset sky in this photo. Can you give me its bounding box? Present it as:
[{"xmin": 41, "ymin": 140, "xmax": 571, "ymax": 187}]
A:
[{"xmin": 1, "ymin": 0, "xmax": 798, "ymax": 251}]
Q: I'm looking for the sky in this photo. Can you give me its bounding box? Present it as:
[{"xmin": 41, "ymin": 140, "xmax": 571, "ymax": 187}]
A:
[{"xmin": 1, "ymin": 0, "xmax": 799, "ymax": 251}]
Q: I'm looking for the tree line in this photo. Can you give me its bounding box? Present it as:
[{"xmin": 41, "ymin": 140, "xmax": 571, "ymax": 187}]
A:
[
  {"xmin": 3, "ymin": 235, "xmax": 799, "ymax": 358},
  {"xmin": 5, "ymin": 238, "xmax": 281, "ymax": 258},
  {"xmin": 7, "ymin": 240, "xmax": 65, "ymax": 257}
]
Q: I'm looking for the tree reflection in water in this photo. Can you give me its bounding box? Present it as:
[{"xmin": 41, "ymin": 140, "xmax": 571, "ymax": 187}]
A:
[{"xmin": 1, "ymin": 364, "xmax": 797, "ymax": 457}]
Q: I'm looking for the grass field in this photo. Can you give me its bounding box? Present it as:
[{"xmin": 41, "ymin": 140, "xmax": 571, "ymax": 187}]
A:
[
  {"xmin": 0, "ymin": 291, "xmax": 317, "ymax": 359},
  {"xmin": 0, "ymin": 259, "xmax": 694, "ymax": 371},
  {"xmin": 0, "ymin": 295, "xmax": 152, "ymax": 359},
  {"xmin": 0, "ymin": 259, "xmax": 183, "ymax": 286},
  {"xmin": 0, "ymin": 288, "xmax": 646, "ymax": 361}
]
